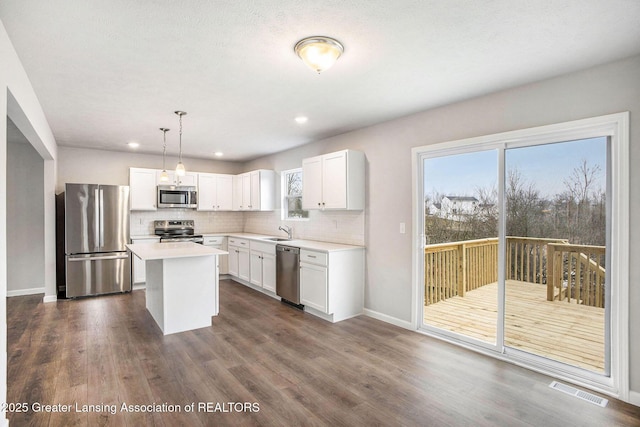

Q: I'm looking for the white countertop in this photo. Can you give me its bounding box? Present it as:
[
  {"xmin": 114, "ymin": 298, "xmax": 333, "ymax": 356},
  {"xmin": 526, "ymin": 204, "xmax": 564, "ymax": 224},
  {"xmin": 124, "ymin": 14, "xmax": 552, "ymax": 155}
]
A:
[
  {"xmin": 126, "ymin": 242, "xmax": 228, "ymax": 260},
  {"xmin": 130, "ymin": 232, "xmax": 364, "ymax": 252},
  {"xmin": 225, "ymin": 233, "xmax": 364, "ymax": 252}
]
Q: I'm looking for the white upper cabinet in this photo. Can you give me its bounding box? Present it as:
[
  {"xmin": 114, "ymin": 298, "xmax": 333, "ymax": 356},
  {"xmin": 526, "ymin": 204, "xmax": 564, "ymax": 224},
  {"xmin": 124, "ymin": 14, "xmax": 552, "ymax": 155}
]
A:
[
  {"xmin": 129, "ymin": 167, "xmax": 157, "ymax": 211},
  {"xmin": 233, "ymin": 170, "xmax": 275, "ymax": 211},
  {"xmin": 197, "ymin": 173, "xmax": 233, "ymax": 211},
  {"xmin": 156, "ymin": 170, "xmax": 197, "ymax": 187},
  {"xmin": 302, "ymin": 149, "xmax": 365, "ymax": 210}
]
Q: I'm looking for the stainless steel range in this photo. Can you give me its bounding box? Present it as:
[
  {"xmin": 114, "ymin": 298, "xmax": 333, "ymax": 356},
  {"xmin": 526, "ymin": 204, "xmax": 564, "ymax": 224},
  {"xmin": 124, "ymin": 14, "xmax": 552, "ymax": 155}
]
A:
[{"xmin": 154, "ymin": 220, "xmax": 203, "ymax": 243}]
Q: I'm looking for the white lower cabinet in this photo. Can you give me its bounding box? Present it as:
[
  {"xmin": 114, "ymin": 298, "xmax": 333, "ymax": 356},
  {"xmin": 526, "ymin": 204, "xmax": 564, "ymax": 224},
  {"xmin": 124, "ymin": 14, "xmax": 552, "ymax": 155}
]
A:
[
  {"xmin": 300, "ymin": 261, "xmax": 328, "ymax": 312},
  {"xmin": 228, "ymin": 238, "xmax": 250, "ymax": 281},
  {"xmin": 249, "ymin": 241, "xmax": 276, "ymax": 292},
  {"xmin": 299, "ymin": 248, "xmax": 365, "ymax": 322},
  {"xmin": 131, "ymin": 237, "xmax": 160, "ymax": 284}
]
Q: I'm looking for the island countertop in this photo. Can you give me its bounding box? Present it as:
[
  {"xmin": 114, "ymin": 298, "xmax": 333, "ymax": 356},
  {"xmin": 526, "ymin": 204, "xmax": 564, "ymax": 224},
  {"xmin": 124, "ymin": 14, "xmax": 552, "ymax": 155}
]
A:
[{"xmin": 126, "ymin": 242, "xmax": 228, "ymax": 260}]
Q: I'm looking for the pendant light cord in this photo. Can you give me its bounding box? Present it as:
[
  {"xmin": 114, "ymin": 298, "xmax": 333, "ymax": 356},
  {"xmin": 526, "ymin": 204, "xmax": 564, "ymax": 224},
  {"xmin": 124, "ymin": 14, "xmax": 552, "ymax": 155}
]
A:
[{"xmin": 178, "ymin": 113, "xmax": 183, "ymax": 163}]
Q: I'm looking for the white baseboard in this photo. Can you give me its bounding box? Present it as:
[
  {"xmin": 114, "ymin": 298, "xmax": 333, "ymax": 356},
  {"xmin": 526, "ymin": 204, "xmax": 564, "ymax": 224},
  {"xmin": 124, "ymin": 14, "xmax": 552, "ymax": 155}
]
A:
[
  {"xmin": 363, "ymin": 308, "xmax": 414, "ymax": 330},
  {"xmin": 629, "ymin": 390, "xmax": 640, "ymax": 407},
  {"xmin": 132, "ymin": 283, "xmax": 146, "ymax": 291},
  {"xmin": 6, "ymin": 287, "xmax": 44, "ymax": 297},
  {"xmin": 43, "ymin": 294, "xmax": 57, "ymax": 303}
]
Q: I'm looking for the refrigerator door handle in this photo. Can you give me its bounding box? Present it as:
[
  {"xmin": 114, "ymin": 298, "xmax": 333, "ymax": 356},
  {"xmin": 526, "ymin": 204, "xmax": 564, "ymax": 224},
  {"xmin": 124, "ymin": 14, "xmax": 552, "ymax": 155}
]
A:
[
  {"xmin": 94, "ymin": 188, "xmax": 100, "ymax": 249},
  {"xmin": 99, "ymin": 188, "xmax": 104, "ymax": 248},
  {"xmin": 67, "ymin": 253, "xmax": 130, "ymax": 261}
]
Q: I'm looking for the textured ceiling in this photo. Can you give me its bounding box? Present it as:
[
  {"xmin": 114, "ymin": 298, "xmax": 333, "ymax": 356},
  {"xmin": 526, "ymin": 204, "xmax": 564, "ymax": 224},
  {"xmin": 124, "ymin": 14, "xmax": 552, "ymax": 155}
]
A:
[{"xmin": 1, "ymin": 0, "xmax": 640, "ymax": 161}]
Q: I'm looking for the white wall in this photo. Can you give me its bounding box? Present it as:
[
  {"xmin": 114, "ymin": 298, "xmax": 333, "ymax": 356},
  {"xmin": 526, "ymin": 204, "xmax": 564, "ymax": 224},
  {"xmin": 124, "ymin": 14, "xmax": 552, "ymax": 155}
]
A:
[
  {"xmin": 56, "ymin": 146, "xmax": 243, "ymax": 193},
  {"xmin": 6, "ymin": 119, "xmax": 44, "ymax": 295},
  {"xmin": 1, "ymin": 19, "xmax": 57, "ymax": 426},
  {"xmin": 244, "ymin": 55, "xmax": 640, "ymax": 397}
]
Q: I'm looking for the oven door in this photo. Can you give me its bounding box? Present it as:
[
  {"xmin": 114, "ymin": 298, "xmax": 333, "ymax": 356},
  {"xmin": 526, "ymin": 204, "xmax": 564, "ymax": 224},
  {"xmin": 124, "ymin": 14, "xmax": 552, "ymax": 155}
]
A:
[{"xmin": 157, "ymin": 186, "xmax": 197, "ymax": 208}]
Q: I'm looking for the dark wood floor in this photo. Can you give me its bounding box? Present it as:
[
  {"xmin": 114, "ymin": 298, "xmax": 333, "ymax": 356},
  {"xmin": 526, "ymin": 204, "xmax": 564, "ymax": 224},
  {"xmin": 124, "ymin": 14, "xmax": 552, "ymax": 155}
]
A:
[{"xmin": 6, "ymin": 280, "xmax": 640, "ymax": 426}]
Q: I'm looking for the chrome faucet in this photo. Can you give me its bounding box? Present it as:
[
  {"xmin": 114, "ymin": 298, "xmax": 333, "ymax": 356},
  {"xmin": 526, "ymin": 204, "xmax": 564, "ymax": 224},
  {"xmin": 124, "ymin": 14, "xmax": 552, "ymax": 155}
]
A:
[{"xmin": 278, "ymin": 225, "xmax": 292, "ymax": 240}]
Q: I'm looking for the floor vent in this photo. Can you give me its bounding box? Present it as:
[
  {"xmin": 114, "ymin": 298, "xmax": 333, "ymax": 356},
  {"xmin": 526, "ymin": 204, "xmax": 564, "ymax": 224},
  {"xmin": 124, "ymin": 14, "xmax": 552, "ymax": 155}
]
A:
[{"xmin": 549, "ymin": 381, "xmax": 608, "ymax": 407}]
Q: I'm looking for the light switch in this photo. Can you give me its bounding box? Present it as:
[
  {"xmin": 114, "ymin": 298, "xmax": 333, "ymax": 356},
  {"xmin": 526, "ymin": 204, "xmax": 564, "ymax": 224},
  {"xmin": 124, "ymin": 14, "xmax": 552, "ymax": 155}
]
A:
[{"xmin": 400, "ymin": 222, "xmax": 406, "ymax": 234}]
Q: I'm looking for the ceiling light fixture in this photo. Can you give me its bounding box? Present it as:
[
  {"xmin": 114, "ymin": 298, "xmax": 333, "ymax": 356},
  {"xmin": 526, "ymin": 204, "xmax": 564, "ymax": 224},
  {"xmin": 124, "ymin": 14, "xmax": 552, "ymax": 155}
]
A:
[
  {"xmin": 159, "ymin": 127, "xmax": 170, "ymax": 182},
  {"xmin": 174, "ymin": 110, "xmax": 187, "ymax": 176},
  {"xmin": 295, "ymin": 116, "xmax": 308, "ymax": 124},
  {"xmin": 214, "ymin": 152, "xmax": 224, "ymax": 157},
  {"xmin": 294, "ymin": 36, "xmax": 344, "ymax": 73},
  {"xmin": 128, "ymin": 142, "xmax": 140, "ymax": 148}
]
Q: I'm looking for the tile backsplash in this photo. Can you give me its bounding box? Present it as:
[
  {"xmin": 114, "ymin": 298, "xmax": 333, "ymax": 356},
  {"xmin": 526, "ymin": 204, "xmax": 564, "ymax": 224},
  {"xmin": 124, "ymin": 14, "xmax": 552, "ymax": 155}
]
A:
[
  {"xmin": 130, "ymin": 208, "xmax": 365, "ymax": 246},
  {"xmin": 243, "ymin": 209, "xmax": 365, "ymax": 246},
  {"xmin": 130, "ymin": 210, "xmax": 244, "ymax": 236}
]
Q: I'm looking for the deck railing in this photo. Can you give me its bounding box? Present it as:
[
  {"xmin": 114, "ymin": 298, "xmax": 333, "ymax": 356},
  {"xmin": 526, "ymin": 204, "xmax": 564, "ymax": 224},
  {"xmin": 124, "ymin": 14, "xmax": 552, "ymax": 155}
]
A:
[
  {"xmin": 424, "ymin": 237, "xmax": 606, "ymax": 308},
  {"xmin": 547, "ymin": 243, "xmax": 606, "ymax": 308},
  {"xmin": 424, "ymin": 238, "xmax": 498, "ymax": 305}
]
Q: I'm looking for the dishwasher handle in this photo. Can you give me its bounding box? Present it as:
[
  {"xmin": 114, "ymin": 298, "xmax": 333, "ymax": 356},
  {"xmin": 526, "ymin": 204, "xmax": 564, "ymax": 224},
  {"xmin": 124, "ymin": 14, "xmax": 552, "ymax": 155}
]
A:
[{"xmin": 276, "ymin": 245, "xmax": 300, "ymax": 254}]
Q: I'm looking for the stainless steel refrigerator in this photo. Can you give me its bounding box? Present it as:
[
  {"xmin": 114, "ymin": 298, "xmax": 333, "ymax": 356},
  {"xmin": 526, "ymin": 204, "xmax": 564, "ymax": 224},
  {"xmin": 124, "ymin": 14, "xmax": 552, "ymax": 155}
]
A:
[{"xmin": 61, "ymin": 183, "xmax": 131, "ymax": 298}]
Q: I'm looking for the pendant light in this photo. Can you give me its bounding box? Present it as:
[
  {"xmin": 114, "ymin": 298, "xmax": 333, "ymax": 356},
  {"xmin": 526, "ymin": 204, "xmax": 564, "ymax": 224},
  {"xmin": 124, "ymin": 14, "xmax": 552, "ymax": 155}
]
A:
[
  {"xmin": 174, "ymin": 110, "xmax": 187, "ymax": 176},
  {"xmin": 159, "ymin": 127, "xmax": 170, "ymax": 182}
]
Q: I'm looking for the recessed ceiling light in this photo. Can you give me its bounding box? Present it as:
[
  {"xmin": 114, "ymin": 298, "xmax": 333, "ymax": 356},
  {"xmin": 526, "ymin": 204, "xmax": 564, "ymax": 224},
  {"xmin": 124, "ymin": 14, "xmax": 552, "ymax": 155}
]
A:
[
  {"xmin": 295, "ymin": 116, "xmax": 308, "ymax": 124},
  {"xmin": 128, "ymin": 142, "xmax": 140, "ymax": 148},
  {"xmin": 214, "ymin": 152, "xmax": 223, "ymax": 157}
]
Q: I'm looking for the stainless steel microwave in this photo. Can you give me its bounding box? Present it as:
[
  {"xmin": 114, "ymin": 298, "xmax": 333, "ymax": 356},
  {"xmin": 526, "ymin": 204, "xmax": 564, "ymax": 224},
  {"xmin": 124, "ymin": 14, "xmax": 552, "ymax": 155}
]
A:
[{"xmin": 157, "ymin": 185, "xmax": 197, "ymax": 208}]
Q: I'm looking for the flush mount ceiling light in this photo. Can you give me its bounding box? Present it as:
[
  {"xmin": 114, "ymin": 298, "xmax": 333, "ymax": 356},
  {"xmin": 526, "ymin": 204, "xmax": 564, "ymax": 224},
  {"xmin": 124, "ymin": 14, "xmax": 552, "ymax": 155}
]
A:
[
  {"xmin": 159, "ymin": 128, "xmax": 170, "ymax": 182},
  {"xmin": 127, "ymin": 141, "xmax": 140, "ymax": 148},
  {"xmin": 294, "ymin": 36, "xmax": 344, "ymax": 73},
  {"xmin": 174, "ymin": 110, "xmax": 187, "ymax": 176},
  {"xmin": 295, "ymin": 116, "xmax": 308, "ymax": 124}
]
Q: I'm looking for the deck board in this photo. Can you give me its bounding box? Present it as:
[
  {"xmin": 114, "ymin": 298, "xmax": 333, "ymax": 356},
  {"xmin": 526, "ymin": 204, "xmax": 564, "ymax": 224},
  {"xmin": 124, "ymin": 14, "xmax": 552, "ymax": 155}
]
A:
[{"xmin": 424, "ymin": 280, "xmax": 605, "ymax": 372}]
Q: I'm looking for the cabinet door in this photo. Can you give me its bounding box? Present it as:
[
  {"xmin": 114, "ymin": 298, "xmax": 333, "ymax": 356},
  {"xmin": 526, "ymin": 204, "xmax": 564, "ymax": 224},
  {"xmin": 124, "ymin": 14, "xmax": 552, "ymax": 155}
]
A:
[
  {"xmin": 133, "ymin": 254, "xmax": 145, "ymax": 283},
  {"xmin": 228, "ymin": 246, "xmax": 239, "ymax": 277},
  {"xmin": 180, "ymin": 173, "xmax": 197, "ymax": 186},
  {"xmin": 262, "ymin": 252, "xmax": 276, "ymax": 293},
  {"xmin": 131, "ymin": 238, "xmax": 159, "ymax": 283},
  {"xmin": 161, "ymin": 170, "xmax": 197, "ymax": 186},
  {"xmin": 300, "ymin": 262, "xmax": 328, "ymax": 313},
  {"xmin": 249, "ymin": 250, "xmax": 263, "ymax": 287},
  {"xmin": 238, "ymin": 247, "xmax": 251, "ymax": 281},
  {"xmin": 302, "ymin": 156, "xmax": 323, "ymax": 210},
  {"xmin": 197, "ymin": 174, "xmax": 216, "ymax": 211},
  {"xmin": 322, "ymin": 151, "xmax": 348, "ymax": 209},
  {"xmin": 242, "ymin": 174, "xmax": 252, "ymax": 210},
  {"xmin": 216, "ymin": 175, "xmax": 234, "ymax": 210},
  {"xmin": 130, "ymin": 168, "xmax": 157, "ymax": 211},
  {"xmin": 249, "ymin": 171, "xmax": 261, "ymax": 211},
  {"xmin": 232, "ymin": 175, "xmax": 243, "ymax": 210}
]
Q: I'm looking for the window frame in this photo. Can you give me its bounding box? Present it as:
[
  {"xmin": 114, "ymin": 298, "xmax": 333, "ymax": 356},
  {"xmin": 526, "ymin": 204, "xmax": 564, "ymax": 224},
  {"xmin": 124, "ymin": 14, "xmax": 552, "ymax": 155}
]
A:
[{"xmin": 281, "ymin": 167, "xmax": 309, "ymax": 221}]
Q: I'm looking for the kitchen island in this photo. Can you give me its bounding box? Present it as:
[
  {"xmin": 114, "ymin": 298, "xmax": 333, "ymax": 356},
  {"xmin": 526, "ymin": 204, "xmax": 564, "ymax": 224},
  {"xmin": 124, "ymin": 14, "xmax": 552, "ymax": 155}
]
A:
[{"xmin": 126, "ymin": 242, "xmax": 227, "ymax": 335}]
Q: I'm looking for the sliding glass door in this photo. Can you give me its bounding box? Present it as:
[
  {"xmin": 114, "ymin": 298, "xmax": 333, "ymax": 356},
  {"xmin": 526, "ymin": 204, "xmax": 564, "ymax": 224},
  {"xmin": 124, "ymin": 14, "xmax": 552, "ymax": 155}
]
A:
[
  {"xmin": 503, "ymin": 137, "xmax": 609, "ymax": 374},
  {"xmin": 416, "ymin": 114, "xmax": 628, "ymax": 398},
  {"xmin": 422, "ymin": 150, "xmax": 499, "ymax": 347}
]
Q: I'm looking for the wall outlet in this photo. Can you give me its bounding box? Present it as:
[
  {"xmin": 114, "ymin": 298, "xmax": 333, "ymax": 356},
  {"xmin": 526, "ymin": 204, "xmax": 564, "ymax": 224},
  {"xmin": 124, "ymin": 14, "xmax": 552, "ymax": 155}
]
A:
[{"xmin": 400, "ymin": 222, "xmax": 406, "ymax": 234}]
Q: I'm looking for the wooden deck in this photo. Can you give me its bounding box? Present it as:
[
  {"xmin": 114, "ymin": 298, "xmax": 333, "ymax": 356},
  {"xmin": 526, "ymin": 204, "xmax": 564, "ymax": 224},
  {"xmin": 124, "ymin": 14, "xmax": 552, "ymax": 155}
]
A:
[{"xmin": 424, "ymin": 280, "xmax": 605, "ymax": 372}]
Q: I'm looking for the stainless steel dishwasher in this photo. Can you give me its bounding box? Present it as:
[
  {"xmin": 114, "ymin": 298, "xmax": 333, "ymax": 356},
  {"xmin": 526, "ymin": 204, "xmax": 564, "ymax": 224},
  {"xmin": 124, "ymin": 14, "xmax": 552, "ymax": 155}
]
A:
[{"xmin": 276, "ymin": 245, "xmax": 301, "ymax": 305}]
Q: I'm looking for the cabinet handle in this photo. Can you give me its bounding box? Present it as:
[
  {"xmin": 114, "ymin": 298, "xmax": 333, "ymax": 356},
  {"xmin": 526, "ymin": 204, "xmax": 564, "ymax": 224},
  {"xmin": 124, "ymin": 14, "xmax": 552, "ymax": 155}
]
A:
[
  {"xmin": 317, "ymin": 202, "xmax": 321, "ymax": 206},
  {"xmin": 307, "ymin": 255, "xmax": 317, "ymax": 258}
]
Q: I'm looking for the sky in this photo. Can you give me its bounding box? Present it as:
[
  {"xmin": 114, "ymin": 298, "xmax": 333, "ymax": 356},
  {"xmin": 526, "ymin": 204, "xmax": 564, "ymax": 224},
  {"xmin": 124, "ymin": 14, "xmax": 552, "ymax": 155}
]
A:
[{"xmin": 424, "ymin": 137, "xmax": 607, "ymax": 199}]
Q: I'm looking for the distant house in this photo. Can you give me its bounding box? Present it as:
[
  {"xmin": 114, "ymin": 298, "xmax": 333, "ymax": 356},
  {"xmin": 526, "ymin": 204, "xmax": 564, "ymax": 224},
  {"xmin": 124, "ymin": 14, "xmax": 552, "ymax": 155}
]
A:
[{"xmin": 429, "ymin": 196, "xmax": 479, "ymax": 220}]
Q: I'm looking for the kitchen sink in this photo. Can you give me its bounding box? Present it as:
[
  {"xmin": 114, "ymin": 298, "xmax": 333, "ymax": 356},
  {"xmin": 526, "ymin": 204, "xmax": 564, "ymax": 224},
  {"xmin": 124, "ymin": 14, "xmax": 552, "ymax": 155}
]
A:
[{"xmin": 264, "ymin": 237, "xmax": 291, "ymax": 241}]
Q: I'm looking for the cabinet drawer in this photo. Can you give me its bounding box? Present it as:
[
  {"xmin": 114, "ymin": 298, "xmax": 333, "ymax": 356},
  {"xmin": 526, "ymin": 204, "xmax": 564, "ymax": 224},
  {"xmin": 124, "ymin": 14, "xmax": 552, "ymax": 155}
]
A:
[
  {"xmin": 228, "ymin": 238, "xmax": 249, "ymax": 248},
  {"xmin": 300, "ymin": 250, "xmax": 327, "ymax": 266},
  {"xmin": 250, "ymin": 240, "xmax": 276, "ymax": 254},
  {"xmin": 203, "ymin": 236, "xmax": 225, "ymax": 245}
]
